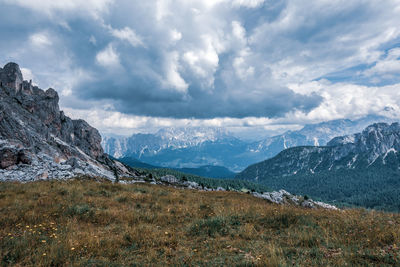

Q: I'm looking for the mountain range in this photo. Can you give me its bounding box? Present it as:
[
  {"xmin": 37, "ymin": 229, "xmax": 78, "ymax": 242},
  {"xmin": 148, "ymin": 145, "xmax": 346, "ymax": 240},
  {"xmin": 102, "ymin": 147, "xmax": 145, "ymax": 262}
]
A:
[
  {"xmin": 102, "ymin": 115, "xmax": 396, "ymax": 173},
  {"xmin": 236, "ymin": 122, "xmax": 400, "ymax": 211}
]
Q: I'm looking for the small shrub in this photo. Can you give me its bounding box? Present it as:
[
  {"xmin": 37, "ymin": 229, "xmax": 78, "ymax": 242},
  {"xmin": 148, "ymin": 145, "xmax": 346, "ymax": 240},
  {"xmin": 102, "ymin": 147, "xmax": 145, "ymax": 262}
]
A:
[
  {"xmin": 189, "ymin": 216, "xmax": 241, "ymax": 237},
  {"xmin": 116, "ymin": 196, "xmax": 128, "ymax": 203},
  {"xmin": 259, "ymin": 213, "xmax": 315, "ymax": 230},
  {"xmin": 189, "ymin": 217, "xmax": 229, "ymax": 237},
  {"xmin": 66, "ymin": 204, "xmax": 94, "ymax": 219},
  {"xmin": 97, "ymin": 190, "xmax": 111, "ymax": 197},
  {"xmin": 131, "ymin": 187, "xmax": 148, "ymax": 194}
]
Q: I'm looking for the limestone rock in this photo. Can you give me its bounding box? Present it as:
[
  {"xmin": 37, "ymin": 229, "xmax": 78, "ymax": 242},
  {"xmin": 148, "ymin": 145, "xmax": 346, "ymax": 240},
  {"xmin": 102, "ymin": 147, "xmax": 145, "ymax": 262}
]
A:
[
  {"xmin": 160, "ymin": 175, "xmax": 180, "ymax": 184},
  {"xmin": 0, "ymin": 62, "xmax": 138, "ymax": 181},
  {"xmin": 0, "ymin": 146, "xmax": 18, "ymax": 169},
  {"xmin": 252, "ymin": 190, "xmax": 338, "ymax": 210}
]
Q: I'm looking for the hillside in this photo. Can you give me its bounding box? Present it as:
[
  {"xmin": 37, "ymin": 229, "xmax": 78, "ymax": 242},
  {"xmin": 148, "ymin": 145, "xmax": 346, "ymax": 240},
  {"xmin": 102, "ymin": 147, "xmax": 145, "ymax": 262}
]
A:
[
  {"xmin": 176, "ymin": 165, "xmax": 236, "ymax": 179},
  {"xmin": 237, "ymin": 123, "xmax": 400, "ymax": 211},
  {"xmin": 1, "ymin": 179, "xmax": 399, "ymax": 266},
  {"xmin": 119, "ymin": 157, "xmax": 236, "ymax": 178}
]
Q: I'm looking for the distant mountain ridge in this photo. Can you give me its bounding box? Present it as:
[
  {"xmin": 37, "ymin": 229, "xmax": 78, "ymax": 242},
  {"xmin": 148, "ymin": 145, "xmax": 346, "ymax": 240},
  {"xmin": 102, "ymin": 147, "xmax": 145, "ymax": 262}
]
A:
[
  {"xmin": 236, "ymin": 122, "xmax": 400, "ymax": 211},
  {"xmin": 118, "ymin": 157, "xmax": 236, "ymax": 179},
  {"xmin": 102, "ymin": 116, "xmax": 396, "ymax": 171}
]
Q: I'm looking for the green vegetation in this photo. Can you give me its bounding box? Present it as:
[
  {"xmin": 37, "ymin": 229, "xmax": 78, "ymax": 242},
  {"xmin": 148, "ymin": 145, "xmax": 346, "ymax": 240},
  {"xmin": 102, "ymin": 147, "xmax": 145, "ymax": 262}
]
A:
[
  {"xmin": 237, "ymin": 149, "xmax": 400, "ymax": 212},
  {"xmin": 138, "ymin": 167, "xmax": 271, "ymax": 193},
  {"xmin": 268, "ymin": 167, "xmax": 400, "ymax": 212},
  {"xmin": 1, "ymin": 179, "xmax": 399, "ymax": 266}
]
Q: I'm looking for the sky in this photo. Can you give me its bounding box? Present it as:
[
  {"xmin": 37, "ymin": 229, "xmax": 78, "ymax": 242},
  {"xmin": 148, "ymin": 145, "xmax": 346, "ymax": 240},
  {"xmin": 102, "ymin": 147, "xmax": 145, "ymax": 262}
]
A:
[{"xmin": 1, "ymin": 0, "xmax": 400, "ymax": 139}]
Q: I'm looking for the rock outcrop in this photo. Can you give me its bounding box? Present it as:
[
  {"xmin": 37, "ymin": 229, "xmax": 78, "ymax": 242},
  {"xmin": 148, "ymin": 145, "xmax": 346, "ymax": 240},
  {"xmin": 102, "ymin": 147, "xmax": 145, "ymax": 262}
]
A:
[
  {"xmin": 127, "ymin": 174, "xmax": 338, "ymax": 210},
  {"xmin": 0, "ymin": 62, "xmax": 138, "ymax": 181},
  {"xmin": 252, "ymin": 190, "xmax": 338, "ymax": 210}
]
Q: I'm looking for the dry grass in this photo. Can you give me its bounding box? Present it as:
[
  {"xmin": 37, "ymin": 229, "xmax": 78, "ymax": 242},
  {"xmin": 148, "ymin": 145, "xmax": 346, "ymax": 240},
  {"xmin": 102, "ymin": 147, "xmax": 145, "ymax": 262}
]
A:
[{"xmin": 0, "ymin": 179, "xmax": 399, "ymax": 266}]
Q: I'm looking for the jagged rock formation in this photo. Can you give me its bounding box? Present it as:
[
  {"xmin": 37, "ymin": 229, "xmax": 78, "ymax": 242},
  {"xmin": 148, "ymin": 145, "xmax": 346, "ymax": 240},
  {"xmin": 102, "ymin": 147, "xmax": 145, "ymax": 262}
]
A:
[{"xmin": 0, "ymin": 62, "xmax": 138, "ymax": 181}]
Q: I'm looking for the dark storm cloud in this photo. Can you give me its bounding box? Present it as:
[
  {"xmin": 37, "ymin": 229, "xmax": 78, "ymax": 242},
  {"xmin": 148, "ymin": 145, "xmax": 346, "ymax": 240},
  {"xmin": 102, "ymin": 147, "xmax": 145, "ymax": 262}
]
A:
[{"xmin": 0, "ymin": 0, "xmax": 400, "ymax": 122}]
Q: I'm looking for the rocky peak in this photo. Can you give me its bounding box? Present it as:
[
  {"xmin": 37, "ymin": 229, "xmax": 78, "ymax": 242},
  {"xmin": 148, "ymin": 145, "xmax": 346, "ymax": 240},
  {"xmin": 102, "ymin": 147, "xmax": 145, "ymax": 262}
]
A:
[
  {"xmin": 0, "ymin": 62, "xmax": 137, "ymax": 181},
  {"xmin": 0, "ymin": 62, "xmax": 23, "ymax": 93},
  {"xmin": 328, "ymin": 123, "xmax": 400, "ymax": 155}
]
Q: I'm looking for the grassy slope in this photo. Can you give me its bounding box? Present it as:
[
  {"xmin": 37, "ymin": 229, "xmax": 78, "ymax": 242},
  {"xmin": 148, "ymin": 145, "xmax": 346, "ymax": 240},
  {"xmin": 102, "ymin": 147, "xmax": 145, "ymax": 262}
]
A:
[{"xmin": 0, "ymin": 179, "xmax": 399, "ymax": 266}]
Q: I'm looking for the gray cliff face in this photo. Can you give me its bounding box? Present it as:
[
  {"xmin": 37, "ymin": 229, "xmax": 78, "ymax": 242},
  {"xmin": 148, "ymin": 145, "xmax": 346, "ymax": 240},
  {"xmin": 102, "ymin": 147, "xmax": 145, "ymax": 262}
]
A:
[{"xmin": 0, "ymin": 62, "xmax": 137, "ymax": 181}]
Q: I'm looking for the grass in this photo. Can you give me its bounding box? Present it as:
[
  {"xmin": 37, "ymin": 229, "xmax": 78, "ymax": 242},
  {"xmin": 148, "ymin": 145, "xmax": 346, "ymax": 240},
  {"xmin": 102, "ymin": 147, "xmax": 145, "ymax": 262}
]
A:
[{"xmin": 0, "ymin": 179, "xmax": 399, "ymax": 266}]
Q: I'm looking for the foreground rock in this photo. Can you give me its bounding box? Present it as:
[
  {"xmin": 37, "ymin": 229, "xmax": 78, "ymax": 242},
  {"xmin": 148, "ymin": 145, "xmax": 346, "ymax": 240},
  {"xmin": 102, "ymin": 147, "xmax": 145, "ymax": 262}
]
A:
[{"xmin": 0, "ymin": 62, "xmax": 138, "ymax": 181}]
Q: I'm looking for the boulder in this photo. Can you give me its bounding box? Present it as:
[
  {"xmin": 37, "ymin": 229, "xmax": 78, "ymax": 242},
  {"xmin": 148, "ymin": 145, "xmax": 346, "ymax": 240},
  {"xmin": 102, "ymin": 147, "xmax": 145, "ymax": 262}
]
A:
[
  {"xmin": 18, "ymin": 149, "xmax": 32, "ymax": 165},
  {"xmin": 0, "ymin": 146, "xmax": 18, "ymax": 169},
  {"xmin": 160, "ymin": 175, "xmax": 179, "ymax": 184}
]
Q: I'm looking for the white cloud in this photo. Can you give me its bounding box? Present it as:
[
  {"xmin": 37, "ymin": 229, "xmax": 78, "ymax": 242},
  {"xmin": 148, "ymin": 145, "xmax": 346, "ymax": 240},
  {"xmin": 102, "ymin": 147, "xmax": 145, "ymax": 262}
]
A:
[
  {"xmin": 170, "ymin": 29, "xmax": 182, "ymax": 42},
  {"xmin": 20, "ymin": 67, "xmax": 34, "ymax": 82},
  {"xmin": 96, "ymin": 44, "xmax": 120, "ymax": 68},
  {"xmin": 364, "ymin": 47, "xmax": 400, "ymax": 77},
  {"xmin": 232, "ymin": 21, "xmax": 246, "ymax": 41},
  {"xmin": 232, "ymin": 0, "xmax": 265, "ymax": 8},
  {"xmin": 2, "ymin": 0, "xmax": 113, "ymax": 18},
  {"xmin": 29, "ymin": 32, "xmax": 52, "ymax": 47},
  {"xmin": 233, "ymin": 48, "xmax": 254, "ymax": 80},
  {"xmin": 110, "ymin": 26, "xmax": 144, "ymax": 47},
  {"xmin": 164, "ymin": 51, "xmax": 188, "ymax": 92},
  {"xmin": 183, "ymin": 35, "xmax": 221, "ymax": 87},
  {"xmin": 287, "ymin": 80, "xmax": 400, "ymax": 123}
]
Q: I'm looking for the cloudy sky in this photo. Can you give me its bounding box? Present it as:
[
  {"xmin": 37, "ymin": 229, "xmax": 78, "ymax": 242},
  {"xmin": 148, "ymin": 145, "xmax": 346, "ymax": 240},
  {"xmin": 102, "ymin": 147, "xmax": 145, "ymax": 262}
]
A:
[{"xmin": 1, "ymin": 0, "xmax": 400, "ymax": 139}]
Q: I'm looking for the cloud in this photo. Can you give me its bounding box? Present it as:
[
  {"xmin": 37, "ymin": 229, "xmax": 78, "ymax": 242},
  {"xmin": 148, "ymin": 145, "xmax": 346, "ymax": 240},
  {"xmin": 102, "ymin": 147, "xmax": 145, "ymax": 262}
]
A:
[
  {"xmin": 96, "ymin": 44, "xmax": 120, "ymax": 68},
  {"xmin": 1, "ymin": 0, "xmax": 113, "ymax": 18},
  {"xmin": 20, "ymin": 67, "xmax": 35, "ymax": 82},
  {"xmin": 110, "ymin": 26, "xmax": 144, "ymax": 47},
  {"xmin": 232, "ymin": 0, "xmax": 265, "ymax": 8},
  {"xmin": 164, "ymin": 51, "xmax": 189, "ymax": 92},
  {"xmin": 1, "ymin": 0, "xmax": 400, "ymax": 137},
  {"xmin": 29, "ymin": 32, "xmax": 52, "ymax": 47},
  {"xmin": 363, "ymin": 48, "xmax": 400, "ymax": 83}
]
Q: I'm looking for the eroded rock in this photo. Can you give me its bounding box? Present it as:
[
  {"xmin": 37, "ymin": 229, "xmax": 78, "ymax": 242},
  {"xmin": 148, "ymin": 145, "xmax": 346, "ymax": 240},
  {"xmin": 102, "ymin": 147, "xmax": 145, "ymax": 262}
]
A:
[{"xmin": 0, "ymin": 62, "xmax": 138, "ymax": 181}]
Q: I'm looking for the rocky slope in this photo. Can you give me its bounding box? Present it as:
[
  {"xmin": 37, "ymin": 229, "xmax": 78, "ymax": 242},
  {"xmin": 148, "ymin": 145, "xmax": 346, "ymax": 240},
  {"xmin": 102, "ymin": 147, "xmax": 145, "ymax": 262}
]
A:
[{"xmin": 0, "ymin": 62, "xmax": 138, "ymax": 181}]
